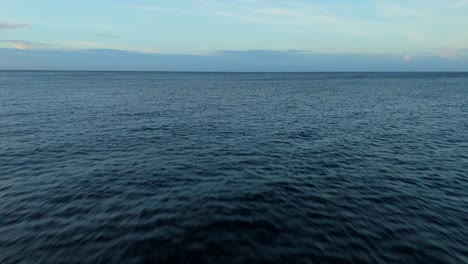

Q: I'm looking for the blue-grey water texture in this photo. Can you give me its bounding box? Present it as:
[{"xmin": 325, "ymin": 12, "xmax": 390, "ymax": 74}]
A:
[{"xmin": 1, "ymin": 72, "xmax": 467, "ymax": 263}]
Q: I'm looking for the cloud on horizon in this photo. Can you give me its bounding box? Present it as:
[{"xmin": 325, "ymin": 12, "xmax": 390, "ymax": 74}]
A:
[
  {"xmin": 0, "ymin": 40, "xmax": 52, "ymax": 50},
  {"xmin": 435, "ymin": 47, "xmax": 468, "ymax": 59},
  {"xmin": 0, "ymin": 22, "xmax": 28, "ymax": 30},
  {"xmin": 1, "ymin": 48, "xmax": 467, "ymax": 72}
]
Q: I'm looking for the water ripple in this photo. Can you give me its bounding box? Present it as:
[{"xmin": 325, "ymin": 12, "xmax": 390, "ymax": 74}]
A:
[{"xmin": 0, "ymin": 72, "xmax": 467, "ymax": 263}]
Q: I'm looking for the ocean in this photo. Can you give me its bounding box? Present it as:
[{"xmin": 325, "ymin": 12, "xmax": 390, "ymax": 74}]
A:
[{"xmin": 0, "ymin": 72, "xmax": 467, "ymax": 263}]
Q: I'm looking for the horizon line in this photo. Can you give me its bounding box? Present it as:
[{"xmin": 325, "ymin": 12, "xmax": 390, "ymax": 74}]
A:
[{"xmin": 1, "ymin": 70, "xmax": 468, "ymax": 73}]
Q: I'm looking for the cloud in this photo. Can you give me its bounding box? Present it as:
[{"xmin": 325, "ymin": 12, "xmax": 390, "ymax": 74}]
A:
[
  {"xmin": 404, "ymin": 31, "xmax": 424, "ymax": 41},
  {"xmin": 95, "ymin": 34, "xmax": 119, "ymax": 38},
  {"xmin": 0, "ymin": 48, "xmax": 466, "ymax": 71},
  {"xmin": 377, "ymin": 2, "xmax": 428, "ymax": 19},
  {"xmin": 435, "ymin": 47, "xmax": 468, "ymax": 59},
  {"xmin": 0, "ymin": 22, "xmax": 27, "ymax": 30},
  {"xmin": 0, "ymin": 40, "xmax": 51, "ymax": 50},
  {"xmin": 404, "ymin": 55, "xmax": 412, "ymax": 61},
  {"xmin": 199, "ymin": 1, "xmax": 337, "ymax": 26},
  {"xmin": 114, "ymin": 3, "xmax": 194, "ymax": 14},
  {"xmin": 0, "ymin": 39, "xmax": 122, "ymax": 51},
  {"xmin": 116, "ymin": 1, "xmax": 336, "ymax": 27},
  {"xmin": 454, "ymin": 0, "xmax": 468, "ymax": 7}
]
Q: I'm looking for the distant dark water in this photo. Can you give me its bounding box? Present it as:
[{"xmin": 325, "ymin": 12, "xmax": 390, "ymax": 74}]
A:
[{"xmin": 1, "ymin": 72, "xmax": 467, "ymax": 263}]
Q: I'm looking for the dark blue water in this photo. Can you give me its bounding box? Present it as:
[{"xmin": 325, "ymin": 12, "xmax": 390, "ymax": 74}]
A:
[{"xmin": 1, "ymin": 72, "xmax": 467, "ymax": 263}]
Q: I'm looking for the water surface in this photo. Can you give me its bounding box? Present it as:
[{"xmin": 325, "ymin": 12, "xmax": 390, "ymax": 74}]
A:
[{"xmin": 1, "ymin": 72, "xmax": 467, "ymax": 263}]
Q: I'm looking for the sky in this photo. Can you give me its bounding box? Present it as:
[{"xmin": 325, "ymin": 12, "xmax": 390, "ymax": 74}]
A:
[{"xmin": 1, "ymin": 0, "xmax": 467, "ymax": 71}]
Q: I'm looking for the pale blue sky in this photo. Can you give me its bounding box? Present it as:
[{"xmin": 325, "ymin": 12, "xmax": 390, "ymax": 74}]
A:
[{"xmin": 1, "ymin": 0, "xmax": 467, "ymax": 70}]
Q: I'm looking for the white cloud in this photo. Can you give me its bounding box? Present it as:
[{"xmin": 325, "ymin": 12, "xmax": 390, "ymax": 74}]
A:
[
  {"xmin": 45, "ymin": 1, "xmax": 463, "ymax": 55},
  {"xmin": 0, "ymin": 40, "xmax": 52, "ymax": 50},
  {"xmin": 113, "ymin": 3, "xmax": 194, "ymax": 14},
  {"xmin": 454, "ymin": 0, "xmax": 468, "ymax": 7},
  {"xmin": 96, "ymin": 34, "xmax": 119, "ymax": 38},
  {"xmin": 199, "ymin": 1, "xmax": 337, "ymax": 26},
  {"xmin": 115, "ymin": 1, "xmax": 337, "ymax": 27},
  {"xmin": 404, "ymin": 31, "xmax": 424, "ymax": 41},
  {"xmin": 435, "ymin": 47, "xmax": 468, "ymax": 59},
  {"xmin": 377, "ymin": 2, "xmax": 428, "ymax": 19}
]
